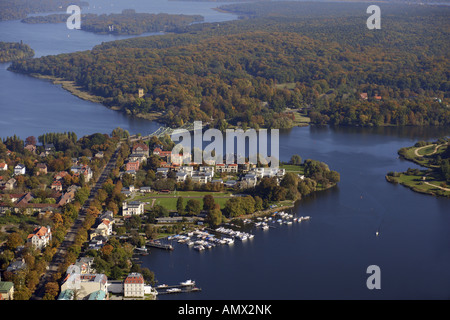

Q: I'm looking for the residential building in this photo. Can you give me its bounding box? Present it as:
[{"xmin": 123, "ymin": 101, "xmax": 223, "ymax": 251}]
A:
[
  {"xmin": 95, "ymin": 151, "xmax": 104, "ymax": 158},
  {"xmin": 54, "ymin": 171, "xmax": 69, "ymax": 180},
  {"xmin": 14, "ymin": 164, "xmax": 26, "ymax": 175},
  {"xmin": 70, "ymin": 165, "xmax": 93, "ymax": 182},
  {"xmin": 153, "ymin": 147, "xmax": 172, "ymax": 159},
  {"xmin": 191, "ymin": 171, "xmax": 214, "ymax": 184},
  {"xmin": 59, "ymin": 273, "xmax": 108, "ymax": 300},
  {"xmin": 126, "ymin": 160, "xmax": 140, "ymax": 172},
  {"xmin": 36, "ymin": 163, "xmax": 47, "ymax": 175},
  {"xmin": 0, "ymin": 281, "xmax": 14, "ymax": 300},
  {"xmin": 216, "ymin": 163, "xmax": 238, "ymax": 173},
  {"xmin": 51, "ymin": 180, "xmax": 63, "ymax": 192},
  {"xmin": 90, "ymin": 219, "xmax": 113, "ymax": 239},
  {"xmin": 0, "ymin": 162, "xmax": 7, "ymax": 171},
  {"xmin": 176, "ymin": 171, "xmax": 188, "ymax": 182},
  {"xmin": 6, "ymin": 258, "xmax": 27, "ymax": 273},
  {"xmin": 140, "ymin": 186, "xmax": 151, "ymax": 193},
  {"xmin": 27, "ymin": 225, "xmax": 52, "ymax": 250},
  {"xmin": 88, "ymin": 235, "xmax": 108, "ymax": 250},
  {"xmin": 242, "ymin": 174, "xmax": 258, "ymax": 188},
  {"xmin": 156, "ymin": 167, "xmax": 169, "ymax": 178},
  {"xmin": 132, "ymin": 143, "xmax": 149, "ymax": 157},
  {"xmin": 122, "ymin": 201, "xmax": 145, "ymax": 217},
  {"xmin": 24, "ymin": 144, "xmax": 36, "ymax": 154},
  {"xmin": 128, "ymin": 153, "xmax": 147, "ymax": 164},
  {"xmin": 5, "ymin": 178, "xmax": 16, "ymax": 190},
  {"xmin": 44, "ymin": 143, "xmax": 55, "ymax": 154},
  {"xmin": 66, "ymin": 257, "xmax": 96, "ymax": 275},
  {"xmin": 124, "ymin": 273, "xmax": 144, "ymax": 298}
]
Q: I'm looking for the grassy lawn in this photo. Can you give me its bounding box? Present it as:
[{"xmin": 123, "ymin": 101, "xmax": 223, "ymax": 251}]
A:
[
  {"xmin": 391, "ymin": 172, "xmax": 450, "ymax": 196},
  {"xmin": 280, "ymin": 163, "xmax": 305, "ymax": 174},
  {"xmin": 417, "ymin": 144, "xmax": 436, "ymax": 156},
  {"xmin": 292, "ymin": 112, "xmax": 311, "ymax": 125},
  {"xmin": 131, "ymin": 191, "xmax": 234, "ymax": 211}
]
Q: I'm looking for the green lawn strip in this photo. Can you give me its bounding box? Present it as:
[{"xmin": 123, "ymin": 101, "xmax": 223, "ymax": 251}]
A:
[{"xmin": 280, "ymin": 163, "xmax": 305, "ymax": 174}]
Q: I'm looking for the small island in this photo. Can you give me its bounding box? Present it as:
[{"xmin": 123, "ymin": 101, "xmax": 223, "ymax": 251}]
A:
[
  {"xmin": 0, "ymin": 41, "xmax": 34, "ymax": 63},
  {"xmin": 21, "ymin": 9, "xmax": 204, "ymax": 35},
  {"xmin": 386, "ymin": 137, "xmax": 450, "ymax": 197}
]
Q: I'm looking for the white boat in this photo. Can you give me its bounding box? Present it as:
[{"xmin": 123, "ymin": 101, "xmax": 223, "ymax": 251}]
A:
[
  {"xmin": 180, "ymin": 280, "xmax": 195, "ymax": 286},
  {"xmin": 167, "ymin": 288, "xmax": 182, "ymax": 293},
  {"xmin": 157, "ymin": 284, "xmax": 168, "ymax": 288},
  {"xmin": 223, "ymin": 237, "xmax": 234, "ymax": 244},
  {"xmin": 262, "ymin": 225, "xmax": 269, "ymax": 230}
]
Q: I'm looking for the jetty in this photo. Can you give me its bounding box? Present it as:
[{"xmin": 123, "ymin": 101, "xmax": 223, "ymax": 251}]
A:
[
  {"xmin": 146, "ymin": 241, "xmax": 174, "ymax": 251},
  {"xmin": 156, "ymin": 280, "xmax": 201, "ymax": 295}
]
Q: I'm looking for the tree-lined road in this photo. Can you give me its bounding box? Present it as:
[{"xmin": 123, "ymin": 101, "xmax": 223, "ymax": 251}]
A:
[{"xmin": 31, "ymin": 143, "xmax": 121, "ymax": 300}]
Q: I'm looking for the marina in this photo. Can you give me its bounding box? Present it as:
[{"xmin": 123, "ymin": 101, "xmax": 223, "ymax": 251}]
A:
[{"xmin": 147, "ymin": 211, "xmax": 311, "ymax": 255}]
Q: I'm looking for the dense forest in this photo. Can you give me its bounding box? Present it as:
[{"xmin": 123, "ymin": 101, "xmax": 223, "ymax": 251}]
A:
[
  {"xmin": 0, "ymin": 41, "xmax": 34, "ymax": 63},
  {"xmin": 21, "ymin": 9, "xmax": 204, "ymax": 35},
  {"xmin": 0, "ymin": 0, "xmax": 88, "ymax": 21},
  {"xmin": 8, "ymin": 2, "xmax": 450, "ymax": 129}
]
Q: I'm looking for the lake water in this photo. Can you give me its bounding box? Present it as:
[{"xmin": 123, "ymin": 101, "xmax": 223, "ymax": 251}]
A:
[{"xmin": 0, "ymin": 0, "xmax": 449, "ymax": 300}]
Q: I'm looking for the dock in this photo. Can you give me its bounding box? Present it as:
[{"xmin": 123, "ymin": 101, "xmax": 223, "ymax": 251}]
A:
[
  {"xmin": 146, "ymin": 241, "xmax": 174, "ymax": 251},
  {"xmin": 156, "ymin": 282, "xmax": 201, "ymax": 295}
]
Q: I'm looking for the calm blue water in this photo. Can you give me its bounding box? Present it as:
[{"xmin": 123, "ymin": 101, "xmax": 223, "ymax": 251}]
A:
[
  {"xmin": 0, "ymin": 0, "xmax": 449, "ymax": 300},
  {"xmin": 144, "ymin": 125, "xmax": 450, "ymax": 300}
]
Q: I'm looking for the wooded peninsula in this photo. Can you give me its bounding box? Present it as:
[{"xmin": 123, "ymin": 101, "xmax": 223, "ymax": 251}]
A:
[{"xmin": 21, "ymin": 9, "xmax": 204, "ymax": 36}]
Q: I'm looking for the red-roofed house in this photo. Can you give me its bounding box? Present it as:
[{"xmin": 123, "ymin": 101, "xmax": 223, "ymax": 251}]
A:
[
  {"xmin": 124, "ymin": 273, "xmax": 144, "ymax": 298},
  {"xmin": 51, "ymin": 180, "xmax": 63, "ymax": 192},
  {"xmin": 27, "ymin": 225, "xmax": 52, "ymax": 250},
  {"xmin": 0, "ymin": 163, "xmax": 7, "ymax": 171},
  {"xmin": 153, "ymin": 147, "xmax": 172, "ymax": 159}
]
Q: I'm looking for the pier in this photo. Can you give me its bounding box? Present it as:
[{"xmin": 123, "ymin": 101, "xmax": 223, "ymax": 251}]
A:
[
  {"xmin": 146, "ymin": 241, "xmax": 174, "ymax": 250},
  {"xmin": 156, "ymin": 281, "xmax": 201, "ymax": 295}
]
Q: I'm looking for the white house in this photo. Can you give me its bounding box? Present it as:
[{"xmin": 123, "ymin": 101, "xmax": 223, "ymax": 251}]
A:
[
  {"xmin": 191, "ymin": 171, "xmax": 214, "ymax": 184},
  {"xmin": 124, "ymin": 273, "xmax": 145, "ymax": 298},
  {"xmin": 122, "ymin": 201, "xmax": 145, "ymax": 217},
  {"xmin": 14, "ymin": 164, "xmax": 26, "ymax": 175},
  {"xmin": 176, "ymin": 171, "xmax": 188, "ymax": 182},
  {"xmin": 27, "ymin": 225, "xmax": 52, "ymax": 250},
  {"xmin": 0, "ymin": 162, "xmax": 7, "ymax": 171},
  {"xmin": 242, "ymin": 174, "xmax": 258, "ymax": 188}
]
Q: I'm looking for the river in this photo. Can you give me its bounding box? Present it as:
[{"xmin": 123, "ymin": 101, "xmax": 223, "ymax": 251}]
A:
[{"xmin": 0, "ymin": 0, "xmax": 449, "ymax": 300}]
